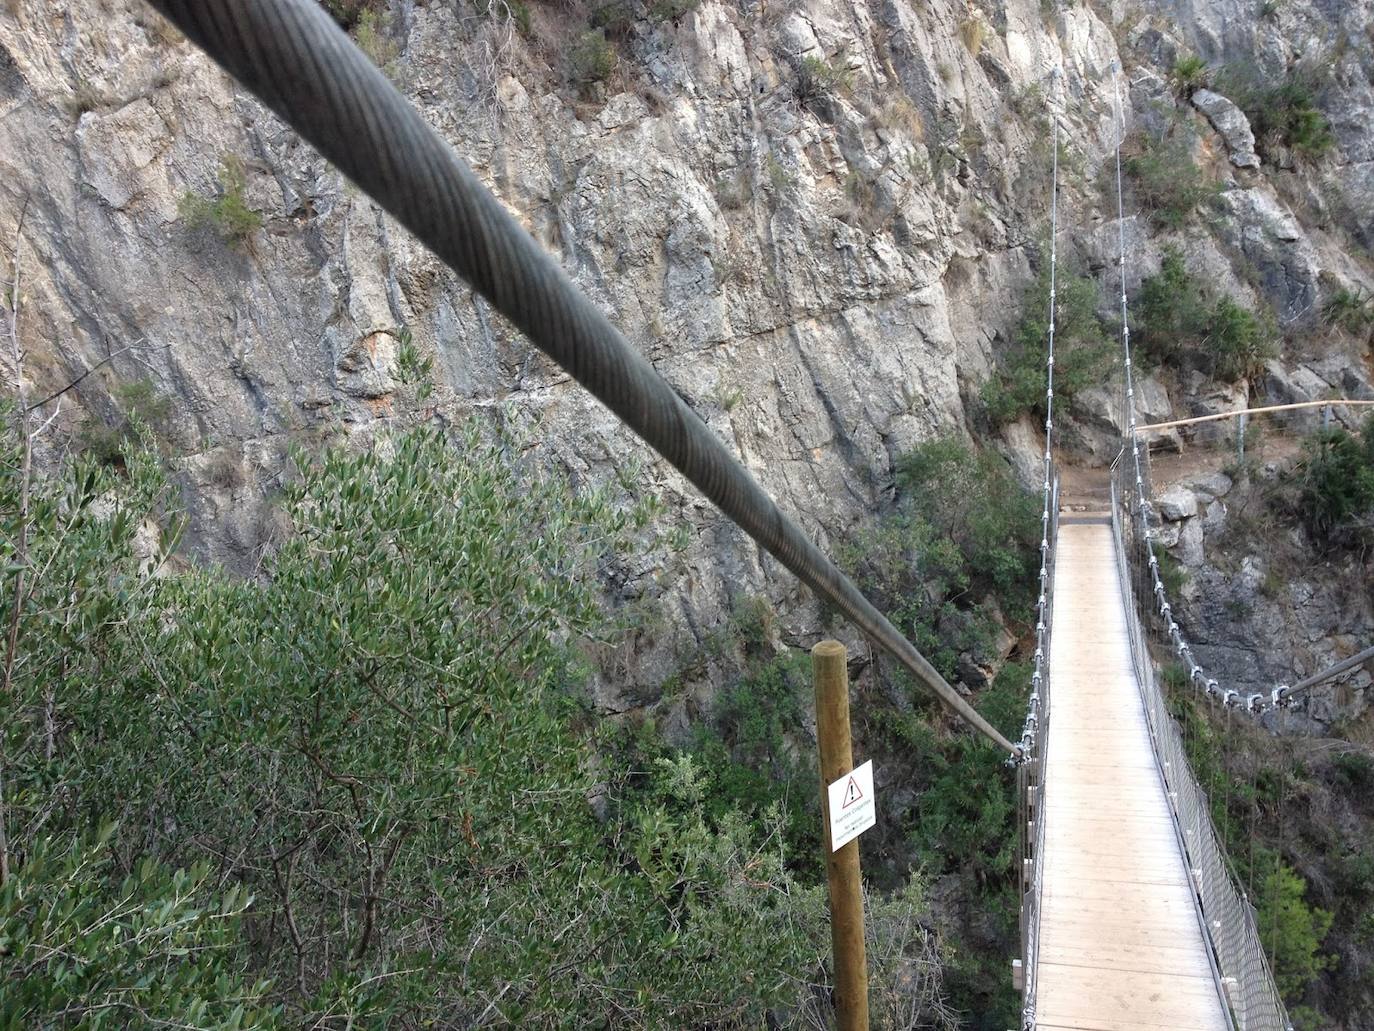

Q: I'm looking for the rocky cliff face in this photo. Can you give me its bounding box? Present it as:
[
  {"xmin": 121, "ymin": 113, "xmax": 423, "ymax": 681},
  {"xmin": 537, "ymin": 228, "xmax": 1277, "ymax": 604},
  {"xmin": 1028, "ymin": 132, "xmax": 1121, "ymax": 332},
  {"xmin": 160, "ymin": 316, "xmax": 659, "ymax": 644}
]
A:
[{"xmin": 1, "ymin": 0, "xmax": 1370, "ymax": 721}]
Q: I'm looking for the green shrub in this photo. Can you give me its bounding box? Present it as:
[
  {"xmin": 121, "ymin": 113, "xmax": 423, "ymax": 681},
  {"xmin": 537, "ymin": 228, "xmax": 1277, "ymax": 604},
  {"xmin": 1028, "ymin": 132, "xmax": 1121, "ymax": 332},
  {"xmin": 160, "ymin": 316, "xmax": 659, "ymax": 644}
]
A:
[
  {"xmin": 1171, "ymin": 54, "xmax": 1209, "ymax": 95},
  {"xmin": 1133, "ymin": 247, "xmax": 1277, "ymax": 381},
  {"xmin": 1322, "ymin": 286, "xmax": 1374, "ymax": 337},
  {"xmin": 1231, "ymin": 71, "xmax": 1334, "ymax": 161},
  {"xmin": 0, "ymin": 828, "xmax": 277, "ymax": 1029},
  {"xmin": 1209, "ymin": 295, "xmax": 1278, "ymax": 381},
  {"xmin": 77, "ymin": 378, "xmax": 173, "ymax": 465},
  {"xmin": 178, "ymin": 155, "xmax": 262, "ymax": 247},
  {"xmin": 1123, "ymin": 135, "xmax": 1220, "ymax": 229},
  {"xmin": 647, "ymin": 0, "xmax": 699, "ymax": 21},
  {"xmin": 1135, "ymin": 247, "xmax": 1209, "ymax": 366},
  {"xmin": 795, "ymin": 54, "xmax": 852, "ymax": 108},
  {"xmin": 959, "ymin": 16, "xmax": 987, "ymax": 55},
  {"xmin": 1, "ymin": 411, "xmax": 958, "ymax": 1026},
  {"xmin": 1294, "ymin": 420, "xmax": 1374, "ymax": 541},
  {"xmin": 1254, "ymin": 854, "xmax": 1336, "ymax": 1000},
  {"xmin": 354, "ymin": 7, "xmax": 398, "ymax": 70},
  {"xmin": 983, "ymin": 261, "xmax": 1112, "ymax": 425},
  {"xmin": 570, "ymin": 29, "xmax": 616, "ymax": 89}
]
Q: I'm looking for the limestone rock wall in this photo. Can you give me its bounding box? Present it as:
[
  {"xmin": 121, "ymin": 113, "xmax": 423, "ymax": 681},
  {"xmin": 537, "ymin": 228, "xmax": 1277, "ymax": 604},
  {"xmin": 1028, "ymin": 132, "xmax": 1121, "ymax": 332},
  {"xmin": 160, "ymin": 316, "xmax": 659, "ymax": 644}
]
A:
[{"xmin": 1, "ymin": 0, "xmax": 1371, "ymax": 719}]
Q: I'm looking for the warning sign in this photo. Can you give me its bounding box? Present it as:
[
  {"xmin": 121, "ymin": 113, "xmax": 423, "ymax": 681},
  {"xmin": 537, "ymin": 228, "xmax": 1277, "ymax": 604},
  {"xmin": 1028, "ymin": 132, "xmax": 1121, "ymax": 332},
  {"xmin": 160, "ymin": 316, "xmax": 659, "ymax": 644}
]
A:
[{"xmin": 826, "ymin": 759, "xmax": 876, "ymax": 851}]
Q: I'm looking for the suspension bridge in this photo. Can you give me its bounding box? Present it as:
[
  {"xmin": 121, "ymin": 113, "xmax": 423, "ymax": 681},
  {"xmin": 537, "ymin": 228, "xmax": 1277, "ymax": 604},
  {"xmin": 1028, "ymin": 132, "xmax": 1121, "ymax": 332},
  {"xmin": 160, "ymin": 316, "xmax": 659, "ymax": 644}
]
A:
[{"xmin": 137, "ymin": 3, "xmax": 1371, "ymax": 1028}]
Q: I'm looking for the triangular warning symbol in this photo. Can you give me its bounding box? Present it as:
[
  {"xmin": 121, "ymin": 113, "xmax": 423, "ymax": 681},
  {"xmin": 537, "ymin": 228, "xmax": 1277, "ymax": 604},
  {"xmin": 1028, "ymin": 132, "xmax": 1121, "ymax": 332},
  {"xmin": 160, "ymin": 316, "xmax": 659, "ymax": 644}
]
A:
[{"xmin": 841, "ymin": 775, "xmax": 863, "ymax": 809}]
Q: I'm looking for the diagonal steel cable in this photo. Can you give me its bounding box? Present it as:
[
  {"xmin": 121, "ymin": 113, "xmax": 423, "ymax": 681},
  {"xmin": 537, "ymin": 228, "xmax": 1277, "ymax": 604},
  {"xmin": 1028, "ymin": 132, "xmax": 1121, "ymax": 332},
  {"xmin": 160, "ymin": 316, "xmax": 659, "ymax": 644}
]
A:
[{"xmin": 145, "ymin": 0, "xmax": 1015, "ymax": 751}]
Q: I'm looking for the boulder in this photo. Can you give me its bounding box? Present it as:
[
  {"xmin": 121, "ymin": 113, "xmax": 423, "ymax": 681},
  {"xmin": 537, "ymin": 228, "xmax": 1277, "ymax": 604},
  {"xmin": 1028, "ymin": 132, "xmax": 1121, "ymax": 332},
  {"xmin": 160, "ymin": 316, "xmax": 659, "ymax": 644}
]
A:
[
  {"xmin": 1157, "ymin": 486, "xmax": 1199, "ymax": 521},
  {"xmin": 1191, "ymin": 89, "xmax": 1261, "ymax": 169}
]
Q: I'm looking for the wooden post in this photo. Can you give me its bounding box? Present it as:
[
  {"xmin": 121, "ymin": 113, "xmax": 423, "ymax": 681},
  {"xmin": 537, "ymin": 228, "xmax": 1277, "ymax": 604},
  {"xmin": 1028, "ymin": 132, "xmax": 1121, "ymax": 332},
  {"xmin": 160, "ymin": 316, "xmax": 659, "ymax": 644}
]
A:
[
  {"xmin": 813, "ymin": 640, "xmax": 869, "ymax": 1031},
  {"xmin": 1236, "ymin": 410, "xmax": 1247, "ymax": 465}
]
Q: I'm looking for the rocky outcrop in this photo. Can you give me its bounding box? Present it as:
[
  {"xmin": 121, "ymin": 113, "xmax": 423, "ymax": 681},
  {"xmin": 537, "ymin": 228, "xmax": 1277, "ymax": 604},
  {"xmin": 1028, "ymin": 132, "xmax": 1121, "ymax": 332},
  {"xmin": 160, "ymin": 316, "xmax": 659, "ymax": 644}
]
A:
[
  {"xmin": 1, "ymin": 0, "xmax": 1371, "ymax": 723},
  {"xmin": 1191, "ymin": 89, "xmax": 1259, "ymax": 169}
]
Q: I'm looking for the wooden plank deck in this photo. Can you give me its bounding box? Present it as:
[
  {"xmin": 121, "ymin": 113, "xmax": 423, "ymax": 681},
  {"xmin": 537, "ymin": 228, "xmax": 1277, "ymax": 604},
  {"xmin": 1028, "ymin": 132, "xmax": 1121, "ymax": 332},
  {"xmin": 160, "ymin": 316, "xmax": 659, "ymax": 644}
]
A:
[{"xmin": 1035, "ymin": 519, "xmax": 1229, "ymax": 1031}]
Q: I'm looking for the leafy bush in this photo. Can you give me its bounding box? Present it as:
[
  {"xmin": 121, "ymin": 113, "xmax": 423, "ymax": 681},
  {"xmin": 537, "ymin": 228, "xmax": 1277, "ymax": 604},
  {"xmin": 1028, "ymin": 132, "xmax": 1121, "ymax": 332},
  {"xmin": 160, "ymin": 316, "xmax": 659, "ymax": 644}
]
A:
[
  {"xmin": 1322, "ymin": 286, "xmax": 1374, "ymax": 338},
  {"xmin": 0, "ymin": 828, "xmax": 277, "ymax": 1030},
  {"xmin": 1135, "ymin": 247, "xmax": 1209, "ymax": 365},
  {"xmin": 1171, "ymin": 54, "xmax": 1209, "ymax": 95},
  {"xmin": 795, "ymin": 54, "xmax": 852, "ymax": 108},
  {"xmin": 178, "ymin": 155, "xmax": 262, "ymax": 247},
  {"xmin": 0, "ymin": 410, "xmax": 961, "ymax": 1026},
  {"xmin": 1294, "ymin": 419, "xmax": 1374, "ymax": 542},
  {"xmin": 1255, "ymin": 854, "xmax": 1336, "ymax": 999},
  {"xmin": 569, "ymin": 29, "xmax": 616, "ymax": 89},
  {"xmin": 1209, "ymin": 295, "xmax": 1278, "ymax": 381},
  {"xmin": 77, "ymin": 378, "xmax": 173, "ymax": 465},
  {"xmin": 1133, "ymin": 247, "xmax": 1277, "ymax": 381},
  {"xmin": 1228, "ymin": 70, "xmax": 1334, "ymax": 161},
  {"xmin": 983, "ymin": 261, "xmax": 1112, "ymax": 425},
  {"xmin": 959, "ymin": 16, "xmax": 987, "ymax": 55},
  {"xmin": 353, "ymin": 7, "xmax": 398, "ymax": 71},
  {"xmin": 1123, "ymin": 135, "xmax": 1219, "ymax": 230}
]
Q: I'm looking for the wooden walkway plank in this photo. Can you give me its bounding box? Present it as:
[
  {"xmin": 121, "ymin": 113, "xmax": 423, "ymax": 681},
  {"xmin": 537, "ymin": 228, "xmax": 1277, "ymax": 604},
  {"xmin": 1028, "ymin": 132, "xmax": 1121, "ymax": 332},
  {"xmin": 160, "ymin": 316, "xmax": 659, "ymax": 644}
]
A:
[{"xmin": 1033, "ymin": 522, "xmax": 1229, "ymax": 1031}]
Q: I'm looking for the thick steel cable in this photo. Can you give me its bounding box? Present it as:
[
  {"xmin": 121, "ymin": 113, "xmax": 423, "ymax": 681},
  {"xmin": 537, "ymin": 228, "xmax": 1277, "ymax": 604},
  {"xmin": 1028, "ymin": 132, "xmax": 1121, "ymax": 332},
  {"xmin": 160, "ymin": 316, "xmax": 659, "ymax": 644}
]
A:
[
  {"xmin": 1277, "ymin": 644, "xmax": 1374, "ymax": 701},
  {"xmin": 144, "ymin": 0, "xmax": 1014, "ymax": 752}
]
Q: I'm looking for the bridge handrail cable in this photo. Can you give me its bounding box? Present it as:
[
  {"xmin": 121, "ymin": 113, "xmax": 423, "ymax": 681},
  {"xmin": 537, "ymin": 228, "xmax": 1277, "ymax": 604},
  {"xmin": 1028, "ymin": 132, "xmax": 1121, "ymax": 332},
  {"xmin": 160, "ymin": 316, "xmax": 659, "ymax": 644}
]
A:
[
  {"xmin": 1108, "ymin": 71, "xmax": 1292, "ymax": 1031},
  {"xmin": 1013, "ymin": 92, "xmax": 1063, "ymax": 1031}
]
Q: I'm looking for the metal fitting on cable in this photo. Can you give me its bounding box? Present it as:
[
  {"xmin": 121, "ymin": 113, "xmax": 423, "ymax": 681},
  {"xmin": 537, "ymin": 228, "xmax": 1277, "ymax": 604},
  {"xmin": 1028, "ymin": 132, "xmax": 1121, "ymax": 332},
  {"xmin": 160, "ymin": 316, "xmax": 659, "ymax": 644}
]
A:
[
  {"xmin": 1189, "ymin": 665, "xmax": 1204, "ymax": 683},
  {"xmin": 1272, "ymin": 686, "xmax": 1290, "ymax": 708},
  {"xmin": 1247, "ymin": 693, "xmax": 1266, "ymax": 714}
]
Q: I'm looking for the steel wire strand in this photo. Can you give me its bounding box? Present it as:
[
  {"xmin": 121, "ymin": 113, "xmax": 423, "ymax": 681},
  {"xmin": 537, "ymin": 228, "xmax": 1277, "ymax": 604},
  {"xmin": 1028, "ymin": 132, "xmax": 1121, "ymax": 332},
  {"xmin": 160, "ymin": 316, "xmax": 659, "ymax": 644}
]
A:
[
  {"xmin": 145, "ymin": 0, "xmax": 1013, "ymax": 752},
  {"xmin": 1108, "ymin": 74, "xmax": 1291, "ymax": 1031},
  {"xmin": 1015, "ymin": 99, "xmax": 1062, "ymax": 1031}
]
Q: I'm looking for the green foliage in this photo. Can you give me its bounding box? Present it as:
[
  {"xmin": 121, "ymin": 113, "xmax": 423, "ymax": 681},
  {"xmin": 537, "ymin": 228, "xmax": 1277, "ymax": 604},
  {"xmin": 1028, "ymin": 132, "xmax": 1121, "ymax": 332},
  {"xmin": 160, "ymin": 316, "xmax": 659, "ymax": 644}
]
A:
[
  {"xmin": 319, "ymin": 0, "xmax": 384, "ymax": 29},
  {"xmin": 569, "ymin": 29, "xmax": 616, "ymax": 90},
  {"xmin": 354, "ymin": 8, "xmax": 398, "ymax": 71},
  {"xmin": 1255, "ymin": 855, "xmax": 1336, "ymax": 999},
  {"xmin": 958, "ymin": 17, "xmax": 987, "ymax": 55},
  {"xmin": 1171, "ymin": 54, "xmax": 1209, "ymax": 95},
  {"xmin": 1322, "ymin": 286, "xmax": 1374, "ymax": 338},
  {"xmin": 1123, "ymin": 135, "xmax": 1219, "ymax": 230},
  {"xmin": 646, "ymin": 0, "xmax": 699, "ymax": 21},
  {"xmin": 1133, "ymin": 247, "xmax": 1277, "ymax": 381},
  {"xmin": 1293, "ymin": 419, "xmax": 1374, "ymax": 542},
  {"xmin": 983, "ymin": 261, "xmax": 1112, "ymax": 425},
  {"xmin": 1228, "ymin": 70, "xmax": 1334, "ymax": 160},
  {"xmin": 0, "ymin": 413, "xmax": 958, "ymax": 1026},
  {"xmin": 0, "ymin": 827, "xmax": 277, "ymax": 1030},
  {"xmin": 896, "ymin": 438, "xmax": 1041, "ymax": 604},
  {"xmin": 1256, "ymin": 79, "xmax": 1334, "ymax": 159},
  {"xmin": 795, "ymin": 55, "xmax": 852, "ymax": 108},
  {"xmin": 1135, "ymin": 247, "xmax": 1209, "ymax": 366},
  {"xmin": 1209, "ymin": 295, "xmax": 1278, "ymax": 381},
  {"xmin": 77, "ymin": 378, "xmax": 173, "ymax": 465},
  {"xmin": 178, "ymin": 155, "xmax": 263, "ymax": 247}
]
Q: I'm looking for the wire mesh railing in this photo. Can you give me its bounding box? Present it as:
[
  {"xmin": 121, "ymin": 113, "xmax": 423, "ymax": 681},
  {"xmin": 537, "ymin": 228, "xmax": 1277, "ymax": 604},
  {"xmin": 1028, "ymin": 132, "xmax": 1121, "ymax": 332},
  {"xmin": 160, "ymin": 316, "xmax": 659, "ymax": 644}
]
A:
[
  {"xmin": 1012, "ymin": 105, "xmax": 1062, "ymax": 1031},
  {"xmin": 1111, "ymin": 453, "xmax": 1293, "ymax": 1031}
]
